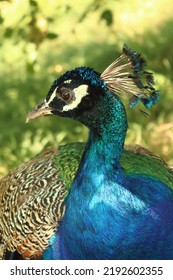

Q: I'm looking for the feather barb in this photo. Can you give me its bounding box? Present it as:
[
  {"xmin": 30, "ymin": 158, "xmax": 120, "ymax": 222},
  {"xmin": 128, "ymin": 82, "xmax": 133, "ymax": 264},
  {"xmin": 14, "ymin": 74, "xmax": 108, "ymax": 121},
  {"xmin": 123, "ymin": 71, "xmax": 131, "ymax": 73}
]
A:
[{"xmin": 101, "ymin": 44, "xmax": 160, "ymax": 108}]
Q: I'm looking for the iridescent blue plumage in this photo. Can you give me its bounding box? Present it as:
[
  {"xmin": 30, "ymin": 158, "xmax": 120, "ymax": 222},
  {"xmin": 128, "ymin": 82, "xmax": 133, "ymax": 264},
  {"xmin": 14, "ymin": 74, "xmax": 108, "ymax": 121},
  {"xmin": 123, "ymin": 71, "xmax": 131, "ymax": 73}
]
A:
[
  {"xmin": 26, "ymin": 45, "xmax": 173, "ymax": 259},
  {"xmin": 42, "ymin": 89, "xmax": 173, "ymax": 260}
]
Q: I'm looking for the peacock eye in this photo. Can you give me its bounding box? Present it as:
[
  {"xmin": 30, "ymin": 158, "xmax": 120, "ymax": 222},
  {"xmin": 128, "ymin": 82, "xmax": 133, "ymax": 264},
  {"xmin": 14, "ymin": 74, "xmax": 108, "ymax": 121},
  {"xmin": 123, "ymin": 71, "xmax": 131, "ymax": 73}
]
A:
[
  {"xmin": 57, "ymin": 87, "xmax": 72, "ymax": 102},
  {"xmin": 60, "ymin": 91, "xmax": 71, "ymax": 101}
]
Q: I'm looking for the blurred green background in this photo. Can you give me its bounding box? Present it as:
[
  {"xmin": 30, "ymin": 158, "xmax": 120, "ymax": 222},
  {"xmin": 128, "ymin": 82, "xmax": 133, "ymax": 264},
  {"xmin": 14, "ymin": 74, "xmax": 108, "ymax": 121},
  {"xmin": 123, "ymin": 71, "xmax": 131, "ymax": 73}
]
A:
[{"xmin": 0, "ymin": 0, "xmax": 173, "ymax": 177}]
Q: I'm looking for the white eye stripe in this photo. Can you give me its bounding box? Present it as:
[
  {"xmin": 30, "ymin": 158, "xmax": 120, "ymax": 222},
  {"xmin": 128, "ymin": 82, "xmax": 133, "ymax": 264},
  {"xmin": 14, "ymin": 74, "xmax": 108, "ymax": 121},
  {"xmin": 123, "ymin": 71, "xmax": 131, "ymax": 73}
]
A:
[
  {"xmin": 46, "ymin": 88, "xmax": 57, "ymax": 105},
  {"xmin": 63, "ymin": 84, "xmax": 89, "ymax": 112},
  {"xmin": 46, "ymin": 83, "xmax": 89, "ymax": 111}
]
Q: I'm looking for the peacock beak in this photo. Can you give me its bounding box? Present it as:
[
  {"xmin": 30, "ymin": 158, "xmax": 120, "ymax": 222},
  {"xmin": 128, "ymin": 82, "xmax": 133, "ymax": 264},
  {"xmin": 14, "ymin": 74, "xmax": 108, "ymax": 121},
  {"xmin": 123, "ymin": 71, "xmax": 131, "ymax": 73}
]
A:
[{"xmin": 26, "ymin": 99, "xmax": 53, "ymax": 123}]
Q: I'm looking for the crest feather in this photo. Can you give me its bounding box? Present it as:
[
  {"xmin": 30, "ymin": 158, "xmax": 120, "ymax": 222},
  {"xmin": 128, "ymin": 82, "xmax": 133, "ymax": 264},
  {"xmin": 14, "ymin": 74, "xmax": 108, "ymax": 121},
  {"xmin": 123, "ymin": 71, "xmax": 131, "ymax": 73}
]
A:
[{"xmin": 101, "ymin": 44, "xmax": 160, "ymax": 108}]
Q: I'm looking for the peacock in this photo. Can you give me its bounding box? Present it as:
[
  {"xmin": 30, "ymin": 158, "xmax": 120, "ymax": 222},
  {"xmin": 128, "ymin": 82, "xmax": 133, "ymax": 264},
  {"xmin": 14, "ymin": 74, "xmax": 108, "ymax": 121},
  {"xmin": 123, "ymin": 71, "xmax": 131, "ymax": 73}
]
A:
[{"xmin": 0, "ymin": 45, "xmax": 173, "ymax": 260}]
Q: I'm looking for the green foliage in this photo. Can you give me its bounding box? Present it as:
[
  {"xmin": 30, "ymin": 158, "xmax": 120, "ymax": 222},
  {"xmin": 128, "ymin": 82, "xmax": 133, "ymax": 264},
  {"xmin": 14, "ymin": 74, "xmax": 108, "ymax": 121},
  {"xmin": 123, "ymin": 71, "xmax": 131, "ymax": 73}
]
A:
[{"xmin": 0, "ymin": 0, "xmax": 173, "ymax": 177}]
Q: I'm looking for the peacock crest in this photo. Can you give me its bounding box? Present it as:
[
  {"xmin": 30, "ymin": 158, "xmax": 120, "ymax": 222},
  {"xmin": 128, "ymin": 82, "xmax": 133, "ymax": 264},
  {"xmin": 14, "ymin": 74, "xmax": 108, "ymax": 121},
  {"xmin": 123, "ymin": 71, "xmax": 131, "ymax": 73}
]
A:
[{"xmin": 101, "ymin": 44, "xmax": 160, "ymax": 108}]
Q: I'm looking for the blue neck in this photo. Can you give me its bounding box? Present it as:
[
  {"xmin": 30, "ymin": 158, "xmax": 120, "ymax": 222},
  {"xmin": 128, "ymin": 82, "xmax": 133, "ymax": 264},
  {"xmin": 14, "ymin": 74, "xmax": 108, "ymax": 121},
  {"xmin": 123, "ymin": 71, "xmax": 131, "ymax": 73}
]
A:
[
  {"xmin": 44, "ymin": 92, "xmax": 173, "ymax": 260},
  {"xmin": 47, "ymin": 93, "xmax": 129, "ymax": 259},
  {"xmin": 78, "ymin": 93, "xmax": 128, "ymax": 180}
]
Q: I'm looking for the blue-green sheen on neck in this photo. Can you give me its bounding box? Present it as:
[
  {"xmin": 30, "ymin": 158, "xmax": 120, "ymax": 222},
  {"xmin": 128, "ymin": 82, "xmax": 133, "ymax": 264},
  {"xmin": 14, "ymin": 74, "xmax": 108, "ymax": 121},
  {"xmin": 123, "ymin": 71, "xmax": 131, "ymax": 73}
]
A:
[
  {"xmin": 80, "ymin": 91, "xmax": 128, "ymax": 165},
  {"xmin": 41, "ymin": 58, "xmax": 173, "ymax": 260},
  {"xmin": 43, "ymin": 88, "xmax": 173, "ymax": 260}
]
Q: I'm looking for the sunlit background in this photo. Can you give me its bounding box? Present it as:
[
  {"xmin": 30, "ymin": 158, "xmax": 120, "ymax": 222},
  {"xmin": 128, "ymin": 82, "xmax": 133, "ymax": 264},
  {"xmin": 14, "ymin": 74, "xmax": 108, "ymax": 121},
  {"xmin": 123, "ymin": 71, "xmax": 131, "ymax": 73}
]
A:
[{"xmin": 0, "ymin": 0, "xmax": 173, "ymax": 177}]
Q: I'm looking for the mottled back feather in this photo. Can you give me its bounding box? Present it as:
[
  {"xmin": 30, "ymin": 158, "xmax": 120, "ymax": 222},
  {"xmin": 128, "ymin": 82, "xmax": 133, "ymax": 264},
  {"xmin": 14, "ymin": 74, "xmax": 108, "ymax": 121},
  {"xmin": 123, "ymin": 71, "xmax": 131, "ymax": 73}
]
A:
[{"xmin": 0, "ymin": 144, "xmax": 81, "ymax": 259}]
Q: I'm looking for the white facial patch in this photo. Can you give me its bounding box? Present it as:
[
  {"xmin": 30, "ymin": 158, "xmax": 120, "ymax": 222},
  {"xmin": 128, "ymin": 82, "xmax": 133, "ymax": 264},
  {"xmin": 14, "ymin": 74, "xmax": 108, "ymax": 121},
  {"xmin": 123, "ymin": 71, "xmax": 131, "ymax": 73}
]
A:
[
  {"xmin": 63, "ymin": 79, "xmax": 72, "ymax": 84},
  {"xmin": 46, "ymin": 88, "xmax": 57, "ymax": 105},
  {"xmin": 63, "ymin": 84, "xmax": 89, "ymax": 112}
]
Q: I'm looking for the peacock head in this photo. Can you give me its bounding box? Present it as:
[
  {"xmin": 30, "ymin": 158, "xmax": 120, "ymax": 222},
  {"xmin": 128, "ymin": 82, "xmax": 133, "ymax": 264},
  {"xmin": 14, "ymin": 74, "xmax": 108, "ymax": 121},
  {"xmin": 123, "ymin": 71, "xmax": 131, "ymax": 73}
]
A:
[
  {"xmin": 27, "ymin": 45, "xmax": 160, "ymax": 130},
  {"xmin": 28, "ymin": 66, "xmax": 107, "ymax": 127}
]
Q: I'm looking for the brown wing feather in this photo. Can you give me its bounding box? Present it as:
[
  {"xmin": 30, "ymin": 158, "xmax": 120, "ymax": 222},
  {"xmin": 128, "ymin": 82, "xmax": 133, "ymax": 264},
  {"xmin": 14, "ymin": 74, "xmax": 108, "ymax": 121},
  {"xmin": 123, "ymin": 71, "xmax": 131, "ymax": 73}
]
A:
[{"xmin": 0, "ymin": 148, "xmax": 67, "ymax": 259}]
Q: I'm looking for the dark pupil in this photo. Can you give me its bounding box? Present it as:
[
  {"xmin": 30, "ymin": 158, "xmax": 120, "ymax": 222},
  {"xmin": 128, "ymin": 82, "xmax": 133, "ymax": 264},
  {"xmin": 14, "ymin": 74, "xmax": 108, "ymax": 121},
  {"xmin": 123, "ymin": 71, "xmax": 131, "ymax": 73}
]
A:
[
  {"xmin": 61, "ymin": 91, "xmax": 70, "ymax": 101},
  {"xmin": 58, "ymin": 87, "xmax": 71, "ymax": 101}
]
